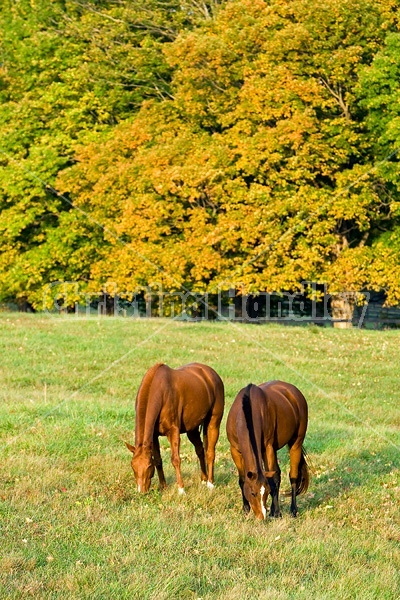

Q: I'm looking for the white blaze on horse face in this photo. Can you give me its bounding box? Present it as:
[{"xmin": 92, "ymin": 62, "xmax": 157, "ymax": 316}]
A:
[{"xmin": 260, "ymin": 485, "xmax": 267, "ymax": 520}]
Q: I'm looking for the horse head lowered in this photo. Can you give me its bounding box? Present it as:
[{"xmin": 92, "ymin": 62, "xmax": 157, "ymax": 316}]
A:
[{"xmin": 125, "ymin": 442, "xmax": 155, "ymax": 493}]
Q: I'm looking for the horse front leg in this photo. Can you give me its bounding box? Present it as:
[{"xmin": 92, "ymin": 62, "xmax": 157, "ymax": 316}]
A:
[
  {"xmin": 265, "ymin": 445, "xmax": 281, "ymax": 518},
  {"xmin": 167, "ymin": 428, "xmax": 185, "ymax": 494},
  {"xmin": 267, "ymin": 469, "xmax": 281, "ymax": 518},
  {"xmin": 230, "ymin": 446, "xmax": 250, "ymax": 514},
  {"xmin": 239, "ymin": 477, "xmax": 250, "ymax": 514},
  {"xmin": 153, "ymin": 435, "xmax": 167, "ymax": 490}
]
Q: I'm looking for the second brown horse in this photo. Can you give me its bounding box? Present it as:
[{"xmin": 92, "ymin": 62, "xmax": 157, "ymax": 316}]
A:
[
  {"xmin": 126, "ymin": 362, "xmax": 224, "ymax": 494},
  {"xmin": 226, "ymin": 380, "xmax": 309, "ymax": 520}
]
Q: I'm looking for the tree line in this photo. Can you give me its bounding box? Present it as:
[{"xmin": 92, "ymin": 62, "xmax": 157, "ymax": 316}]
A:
[{"xmin": 1, "ymin": 0, "xmax": 400, "ymax": 321}]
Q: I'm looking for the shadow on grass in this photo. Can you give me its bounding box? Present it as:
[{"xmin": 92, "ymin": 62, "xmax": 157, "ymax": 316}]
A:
[
  {"xmin": 214, "ymin": 425, "xmax": 398, "ymax": 516},
  {"xmin": 302, "ymin": 432, "xmax": 398, "ymax": 511}
]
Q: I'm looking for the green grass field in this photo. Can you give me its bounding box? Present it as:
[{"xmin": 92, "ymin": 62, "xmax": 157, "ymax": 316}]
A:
[{"xmin": 1, "ymin": 313, "xmax": 399, "ymax": 599}]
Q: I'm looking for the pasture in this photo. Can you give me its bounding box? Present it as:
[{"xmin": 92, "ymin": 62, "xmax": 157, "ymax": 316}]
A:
[{"xmin": 1, "ymin": 313, "xmax": 399, "ymax": 599}]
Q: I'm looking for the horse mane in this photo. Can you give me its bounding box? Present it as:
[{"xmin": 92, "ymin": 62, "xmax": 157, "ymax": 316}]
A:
[
  {"xmin": 242, "ymin": 384, "xmax": 255, "ymax": 450},
  {"xmin": 135, "ymin": 363, "xmax": 164, "ymax": 447},
  {"xmin": 241, "ymin": 384, "xmax": 264, "ymax": 477}
]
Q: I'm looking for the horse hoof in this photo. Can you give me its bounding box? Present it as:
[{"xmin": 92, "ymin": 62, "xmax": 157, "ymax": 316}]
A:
[
  {"xmin": 206, "ymin": 481, "xmax": 215, "ymax": 490},
  {"xmin": 178, "ymin": 487, "xmax": 186, "ymax": 496}
]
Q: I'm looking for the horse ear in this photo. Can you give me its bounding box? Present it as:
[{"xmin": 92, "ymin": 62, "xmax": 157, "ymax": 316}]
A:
[
  {"xmin": 125, "ymin": 442, "xmax": 135, "ymax": 453},
  {"xmin": 247, "ymin": 471, "xmax": 257, "ymax": 481}
]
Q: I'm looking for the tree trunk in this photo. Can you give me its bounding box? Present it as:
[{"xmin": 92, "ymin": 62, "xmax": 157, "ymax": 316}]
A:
[{"xmin": 330, "ymin": 293, "xmax": 356, "ymax": 328}]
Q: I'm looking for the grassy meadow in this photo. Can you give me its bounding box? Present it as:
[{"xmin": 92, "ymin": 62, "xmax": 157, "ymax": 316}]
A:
[{"xmin": 0, "ymin": 313, "xmax": 399, "ymax": 599}]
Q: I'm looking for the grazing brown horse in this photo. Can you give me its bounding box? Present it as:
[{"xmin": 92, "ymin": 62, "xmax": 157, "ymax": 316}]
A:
[
  {"xmin": 125, "ymin": 362, "xmax": 224, "ymax": 494},
  {"xmin": 226, "ymin": 380, "xmax": 309, "ymax": 520}
]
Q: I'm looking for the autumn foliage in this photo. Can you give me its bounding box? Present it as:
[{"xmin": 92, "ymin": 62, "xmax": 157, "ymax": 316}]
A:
[{"xmin": 1, "ymin": 0, "xmax": 400, "ymax": 314}]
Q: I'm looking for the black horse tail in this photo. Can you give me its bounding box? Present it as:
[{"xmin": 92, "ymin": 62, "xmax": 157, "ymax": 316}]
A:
[{"xmin": 296, "ymin": 447, "xmax": 310, "ymax": 495}]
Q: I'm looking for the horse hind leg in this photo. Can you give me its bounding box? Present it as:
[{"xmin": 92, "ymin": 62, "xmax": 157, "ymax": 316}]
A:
[
  {"xmin": 203, "ymin": 410, "xmax": 223, "ymax": 489},
  {"xmin": 187, "ymin": 428, "xmax": 207, "ymax": 483},
  {"xmin": 288, "ymin": 441, "xmax": 308, "ymax": 517}
]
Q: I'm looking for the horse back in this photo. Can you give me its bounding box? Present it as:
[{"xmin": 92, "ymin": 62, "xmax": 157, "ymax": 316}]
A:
[
  {"xmin": 149, "ymin": 362, "xmax": 223, "ymax": 435},
  {"xmin": 259, "ymin": 380, "xmax": 308, "ymax": 449},
  {"xmin": 172, "ymin": 363, "xmax": 224, "ymax": 430}
]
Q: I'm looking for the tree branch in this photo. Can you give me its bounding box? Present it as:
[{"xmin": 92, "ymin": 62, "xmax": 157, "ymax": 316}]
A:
[{"xmin": 319, "ymin": 78, "xmax": 351, "ymax": 121}]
